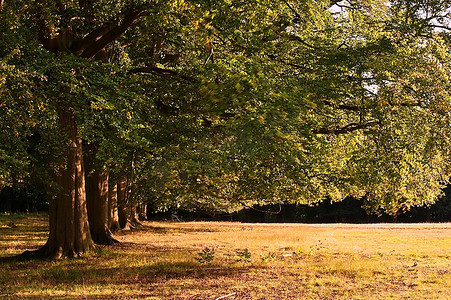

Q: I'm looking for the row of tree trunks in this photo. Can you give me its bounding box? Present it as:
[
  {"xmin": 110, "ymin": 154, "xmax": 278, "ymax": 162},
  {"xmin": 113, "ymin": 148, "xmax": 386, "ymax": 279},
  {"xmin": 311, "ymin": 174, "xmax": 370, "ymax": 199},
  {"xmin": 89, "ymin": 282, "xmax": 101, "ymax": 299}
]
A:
[
  {"xmin": 86, "ymin": 165, "xmax": 148, "ymax": 242},
  {"xmin": 86, "ymin": 168, "xmax": 119, "ymax": 245},
  {"xmin": 28, "ymin": 107, "xmax": 142, "ymax": 256},
  {"xmin": 86, "ymin": 166, "xmax": 142, "ymax": 242}
]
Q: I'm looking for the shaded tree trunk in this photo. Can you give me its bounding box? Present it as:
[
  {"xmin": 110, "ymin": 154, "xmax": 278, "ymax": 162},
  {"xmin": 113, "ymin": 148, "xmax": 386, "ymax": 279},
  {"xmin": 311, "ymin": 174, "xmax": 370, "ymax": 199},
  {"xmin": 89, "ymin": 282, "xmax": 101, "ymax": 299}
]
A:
[
  {"xmin": 24, "ymin": 108, "xmax": 95, "ymax": 258},
  {"xmin": 117, "ymin": 177, "xmax": 134, "ymax": 230},
  {"xmin": 129, "ymin": 202, "xmax": 141, "ymax": 226},
  {"xmin": 108, "ymin": 181, "xmax": 121, "ymax": 232},
  {"xmin": 86, "ymin": 168, "xmax": 118, "ymax": 245},
  {"xmin": 137, "ymin": 203, "xmax": 147, "ymax": 221}
]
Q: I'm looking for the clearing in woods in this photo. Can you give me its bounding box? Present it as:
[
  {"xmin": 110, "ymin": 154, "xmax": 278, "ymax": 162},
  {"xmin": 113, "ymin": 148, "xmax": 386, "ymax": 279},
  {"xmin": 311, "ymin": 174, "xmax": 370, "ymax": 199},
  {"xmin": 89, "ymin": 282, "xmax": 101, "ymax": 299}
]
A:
[{"xmin": 0, "ymin": 214, "xmax": 450, "ymax": 299}]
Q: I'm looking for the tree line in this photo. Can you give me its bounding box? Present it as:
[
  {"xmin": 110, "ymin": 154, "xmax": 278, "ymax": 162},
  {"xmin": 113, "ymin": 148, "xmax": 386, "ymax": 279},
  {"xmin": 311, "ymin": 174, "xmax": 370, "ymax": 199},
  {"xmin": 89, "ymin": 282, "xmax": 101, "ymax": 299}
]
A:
[
  {"xmin": 1, "ymin": 0, "xmax": 451, "ymax": 258},
  {"xmin": 2, "ymin": 183, "xmax": 451, "ymax": 223}
]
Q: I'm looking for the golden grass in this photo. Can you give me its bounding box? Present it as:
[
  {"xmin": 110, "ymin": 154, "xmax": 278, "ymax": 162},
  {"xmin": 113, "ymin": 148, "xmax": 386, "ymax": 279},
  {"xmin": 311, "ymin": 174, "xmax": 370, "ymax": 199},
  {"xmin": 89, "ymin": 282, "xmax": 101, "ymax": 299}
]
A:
[{"xmin": 0, "ymin": 214, "xmax": 450, "ymax": 299}]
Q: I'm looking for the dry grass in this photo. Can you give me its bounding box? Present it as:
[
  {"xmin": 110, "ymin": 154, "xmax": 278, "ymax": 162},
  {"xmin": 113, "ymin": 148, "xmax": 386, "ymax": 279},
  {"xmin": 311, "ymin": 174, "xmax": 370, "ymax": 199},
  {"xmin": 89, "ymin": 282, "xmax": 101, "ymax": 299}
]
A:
[{"xmin": 0, "ymin": 214, "xmax": 450, "ymax": 299}]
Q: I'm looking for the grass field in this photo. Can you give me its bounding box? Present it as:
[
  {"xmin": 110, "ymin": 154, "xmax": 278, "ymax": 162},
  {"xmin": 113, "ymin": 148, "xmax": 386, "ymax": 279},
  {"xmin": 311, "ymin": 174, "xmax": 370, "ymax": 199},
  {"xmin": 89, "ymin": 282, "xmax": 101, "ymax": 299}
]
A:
[{"xmin": 0, "ymin": 214, "xmax": 450, "ymax": 299}]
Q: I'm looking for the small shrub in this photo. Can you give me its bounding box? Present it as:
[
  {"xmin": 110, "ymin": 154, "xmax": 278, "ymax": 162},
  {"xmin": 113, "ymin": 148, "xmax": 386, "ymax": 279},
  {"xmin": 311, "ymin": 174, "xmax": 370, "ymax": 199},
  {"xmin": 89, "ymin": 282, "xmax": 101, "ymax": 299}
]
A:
[
  {"xmin": 236, "ymin": 248, "xmax": 252, "ymax": 263},
  {"xmin": 261, "ymin": 251, "xmax": 277, "ymax": 263},
  {"xmin": 293, "ymin": 248, "xmax": 305, "ymax": 257},
  {"xmin": 195, "ymin": 246, "xmax": 215, "ymax": 264}
]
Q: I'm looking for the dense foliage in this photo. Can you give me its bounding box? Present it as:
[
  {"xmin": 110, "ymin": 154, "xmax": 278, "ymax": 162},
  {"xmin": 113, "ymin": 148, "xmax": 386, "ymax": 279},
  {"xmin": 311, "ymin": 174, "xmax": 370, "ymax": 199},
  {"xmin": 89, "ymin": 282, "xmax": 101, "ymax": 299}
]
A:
[
  {"xmin": 145, "ymin": 0, "xmax": 451, "ymax": 216},
  {"xmin": 2, "ymin": 0, "xmax": 451, "ymax": 222}
]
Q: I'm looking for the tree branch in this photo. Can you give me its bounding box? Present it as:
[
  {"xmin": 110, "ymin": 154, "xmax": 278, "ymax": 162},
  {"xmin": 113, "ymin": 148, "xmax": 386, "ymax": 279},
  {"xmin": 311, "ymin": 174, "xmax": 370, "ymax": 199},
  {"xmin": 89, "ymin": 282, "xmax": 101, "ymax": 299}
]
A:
[
  {"xmin": 322, "ymin": 100, "xmax": 365, "ymax": 112},
  {"xmin": 80, "ymin": 10, "xmax": 142, "ymax": 59},
  {"xmin": 313, "ymin": 121, "xmax": 378, "ymax": 135},
  {"xmin": 72, "ymin": 21, "xmax": 119, "ymax": 56},
  {"xmin": 130, "ymin": 66, "xmax": 196, "ymax": 83},
  {"xmin": 424, "ymin": 23, "xmax": 451, "ymax": 31},
  {"xmin": 241, "ymin": 203, "xmax": 282, "ymax": 215},
  {"xmin": 282, "ymin": 0, "xmax": 303, "ymax": 21},
  {"xmin": 287, "ymin": 34, "xmax": 319, "ymax": 49}
]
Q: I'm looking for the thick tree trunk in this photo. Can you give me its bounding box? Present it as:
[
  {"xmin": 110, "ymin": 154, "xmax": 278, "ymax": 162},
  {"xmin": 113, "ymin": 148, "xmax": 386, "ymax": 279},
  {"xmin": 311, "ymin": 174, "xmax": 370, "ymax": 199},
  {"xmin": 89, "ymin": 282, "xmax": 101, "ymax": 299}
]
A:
[
  {"xmin": 24, "ymin": 108, "xmax": 95, "ymax": 259},
  {"xmin": 108, "ymin": 181, "xmax": 121, "ymax": 232},
  {"xmin": 86, "ymin": 168, "xmax": 118, "ymax": 245}
]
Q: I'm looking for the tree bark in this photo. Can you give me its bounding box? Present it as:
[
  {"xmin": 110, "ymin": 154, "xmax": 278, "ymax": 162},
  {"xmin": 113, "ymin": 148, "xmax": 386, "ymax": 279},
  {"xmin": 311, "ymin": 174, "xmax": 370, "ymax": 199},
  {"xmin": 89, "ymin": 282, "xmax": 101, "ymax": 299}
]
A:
[
  {"xmin": 24, "ymin": 108, "xmax": 95, "ymax": 258},
  {"xmin": 117, "ymin": 177, "xmax": 133, "ymax": 230},
  {"xmin": 108, "ymin": 181, "xmax": 121, "ymax": 232},
  {"xmin": 129, "ymin": 202, "xmax": 141, "ymax": 226},
  {"xmin": 86, "ymin": 168, "xmax": 118, "ymax": 245},
  {"xmin": 137, "ymin": 203, "xmax": 147, "ymax": 221}
]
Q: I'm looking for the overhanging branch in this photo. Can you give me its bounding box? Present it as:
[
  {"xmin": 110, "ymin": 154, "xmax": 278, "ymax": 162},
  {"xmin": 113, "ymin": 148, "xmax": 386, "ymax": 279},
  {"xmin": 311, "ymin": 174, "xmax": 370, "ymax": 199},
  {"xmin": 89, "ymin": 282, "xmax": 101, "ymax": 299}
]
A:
[
  {"xmin": 130, "ymin": 66, "xmax": 196, "ymax": 83},
  {"xmin": 322, "ymin": 100, "xmax": 365, "ymax": 112},
  {"xmin": 239, "ymin": 201, "xmax": 282, "ymax": 215},
  {"xmin": 313, "ymin": 121, "xmax": 379, "ymax": 135}
]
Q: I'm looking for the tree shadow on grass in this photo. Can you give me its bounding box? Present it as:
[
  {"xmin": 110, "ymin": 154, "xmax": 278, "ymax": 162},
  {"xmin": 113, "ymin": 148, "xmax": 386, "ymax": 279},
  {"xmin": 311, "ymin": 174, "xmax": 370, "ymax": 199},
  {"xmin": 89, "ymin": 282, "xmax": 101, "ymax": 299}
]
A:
[
  {"xmin": 1, "ymin": 246, "xmax": 260, "ymax": 299},
  {"xmin": 0, "ymin": 217, "xmax": 261, "ymax": 298},
  {"xmin": 2, "ymin": 242, "xmax": 258, "ymax": 282},
  {"xmin": 0, "ymin": 213, "xmax": 48, "ymax": 260}
]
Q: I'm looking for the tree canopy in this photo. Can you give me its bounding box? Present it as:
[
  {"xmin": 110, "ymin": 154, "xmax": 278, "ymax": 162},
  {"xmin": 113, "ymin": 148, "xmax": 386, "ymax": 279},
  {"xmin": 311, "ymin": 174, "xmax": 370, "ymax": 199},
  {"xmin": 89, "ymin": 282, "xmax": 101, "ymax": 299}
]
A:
[
  {"xmin": 140, "ymin": 0, "xmax": 451, "ymax": 216},
  {"xmin": 1, "ymin": 0, "xmax": 451, "ymax": 231}
]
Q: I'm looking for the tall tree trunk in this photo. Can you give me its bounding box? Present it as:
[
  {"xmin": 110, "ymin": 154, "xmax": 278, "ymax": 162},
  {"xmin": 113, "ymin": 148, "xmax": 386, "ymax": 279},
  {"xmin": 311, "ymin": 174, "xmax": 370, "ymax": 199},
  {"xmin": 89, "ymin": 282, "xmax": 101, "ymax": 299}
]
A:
[
  {"xmin": 117, "ymin": 177, "xmax": 133, "ymax": 229},
  {"xmin": 137, "ymin": 203, "xmax": 147, "ymax": 221},
  {"xmin": 129, "ymin": 202, "xmax": 141, "ymax": 226},
  {"xmin": 25, "ymin": 108, "xmax": 95, "ymax": 258},
  {"xmin": 108, "ymin": 181, "xmax": 121, "ymax": 232},
  {"xmin": 86, "ymin": 168, "xmax": 118, "ymax": 245}
]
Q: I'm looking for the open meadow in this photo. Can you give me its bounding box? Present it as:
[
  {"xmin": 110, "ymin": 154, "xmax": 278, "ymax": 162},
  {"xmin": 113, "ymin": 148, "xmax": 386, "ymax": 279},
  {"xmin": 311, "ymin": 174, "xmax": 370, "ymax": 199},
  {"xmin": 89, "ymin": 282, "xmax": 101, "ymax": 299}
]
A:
[{"xmin": 0, "ymin": 214, "xmax": 450, "ymax": 299}]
